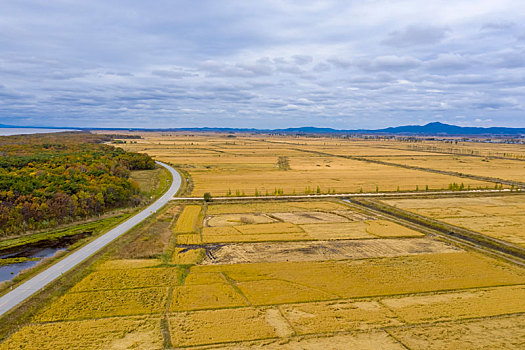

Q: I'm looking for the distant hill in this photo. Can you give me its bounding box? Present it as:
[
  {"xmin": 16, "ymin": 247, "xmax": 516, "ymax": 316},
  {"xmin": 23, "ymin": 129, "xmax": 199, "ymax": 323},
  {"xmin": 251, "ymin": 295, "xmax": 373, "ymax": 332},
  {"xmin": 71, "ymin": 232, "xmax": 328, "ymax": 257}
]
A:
[
  {"xmin": 368, "ymin": 122, "xmax": 525, "ymax": 136},
  {"xmin": 1, "ymin": 122, "xmax": 523, "ymax": 136}
]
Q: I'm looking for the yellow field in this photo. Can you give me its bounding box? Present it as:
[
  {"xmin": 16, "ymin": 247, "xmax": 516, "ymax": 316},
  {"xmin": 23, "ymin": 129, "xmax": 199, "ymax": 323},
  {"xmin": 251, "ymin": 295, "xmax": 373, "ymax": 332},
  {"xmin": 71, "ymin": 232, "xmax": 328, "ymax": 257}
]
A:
[
  {"xmin": 116, "ymin": 134, "xmax": 500, "ymax": 196},
  {"xmin": 34, "ymin": 287, "xmax": 167, "ymax": 321},
  {"xmin": 365, "ymin": 219, "xmax": 424, "ymax": 237},
  {"xmin": 207, "ymin": 200, "xmax": 349, "ymax": 215},
  {"xmin": 94, "ymin": 259, "xmax": 161, "ymax": 270},
  {"xmin": 198, "ymin": 201, "xmax": 426, "ymax": 244},
  {"xmin": 0, "ymin": 316, "xmax": 163, "ymax": 350},
  {"xmin": 280, "ymin": 300, "xmax": 401, "ymax": 334},
  {"xmin": 70, "ymin": 267, "xmax": 182, "ymax": 292},
  {"xmin": 374, "ymin": 155, "xmax": 525, "ymax": 182},
  {"xmin": 171, "ymin": 247, "xmax": 204, "ymax": 265},
  {"xmin": 381, "ymin": 285, "xmax": 525, "ymax": 323},
  {"xmin": 170, "ymin": 283, "xmax": 248, "ymax": 311},
  {"xmin": 168, "ymin": 308, "xmax": 278, "ymax": 347},
  {"xmin": 2, "ymin": 134, "xmax": 525, "ymax": 348},
  {"xmin": 192, "ymin": 252, "xmax": 525, "ymax": 301},
  {"xmin": 385, "ymin": 195, "xmax": 525, "ymax": 247},
  {"xmin": 389, "ymin": 315, "xmax": 525, "ymax": 350},
  {"xmin": 234, "ymin": 222, "xmax": 303, "ymax": 234},
  {"xmin": 173, "ymin": 205, "xmax": 201, "ymax": 233}
]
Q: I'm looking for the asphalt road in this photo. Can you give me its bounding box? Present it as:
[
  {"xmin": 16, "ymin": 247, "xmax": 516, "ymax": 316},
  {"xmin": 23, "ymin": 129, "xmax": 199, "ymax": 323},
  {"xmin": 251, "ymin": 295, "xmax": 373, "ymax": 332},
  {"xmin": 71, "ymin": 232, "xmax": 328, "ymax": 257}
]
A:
[{"xmin": 0, "ymin": 161, "xmax": 181, "ymax": 317}]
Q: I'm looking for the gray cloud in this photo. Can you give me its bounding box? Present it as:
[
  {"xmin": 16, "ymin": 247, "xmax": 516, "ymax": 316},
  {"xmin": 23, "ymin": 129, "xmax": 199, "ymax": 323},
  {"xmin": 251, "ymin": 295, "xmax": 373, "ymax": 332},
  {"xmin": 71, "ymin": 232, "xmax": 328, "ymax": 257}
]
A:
[
  {"xmin": 382, "ymin": 25, "xmax": 449, "ymax": 47},
  {"xmin": 0, "ymin": 1, "xmax": 524, "ymax": 129}
]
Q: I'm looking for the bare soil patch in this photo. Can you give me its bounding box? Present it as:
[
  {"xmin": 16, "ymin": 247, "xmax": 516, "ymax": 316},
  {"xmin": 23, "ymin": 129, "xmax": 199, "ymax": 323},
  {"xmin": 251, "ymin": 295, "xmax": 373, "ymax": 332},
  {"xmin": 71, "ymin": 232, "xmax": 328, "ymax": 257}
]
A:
[
  {"xmin": 199, "ymin": 237, "xmax": 462, "ymax": 265},
  {"xmin": 205, "ymin": 213, "xmax": 277, "ymax": 227}
]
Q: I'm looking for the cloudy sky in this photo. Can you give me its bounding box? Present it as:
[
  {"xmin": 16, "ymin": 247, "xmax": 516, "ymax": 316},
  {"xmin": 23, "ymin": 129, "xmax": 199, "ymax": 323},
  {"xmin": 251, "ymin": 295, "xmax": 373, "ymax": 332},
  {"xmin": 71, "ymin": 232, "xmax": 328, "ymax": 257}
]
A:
[{"xmin": 1, "ymin": 1, "xmax": 524, "ymax": 129}]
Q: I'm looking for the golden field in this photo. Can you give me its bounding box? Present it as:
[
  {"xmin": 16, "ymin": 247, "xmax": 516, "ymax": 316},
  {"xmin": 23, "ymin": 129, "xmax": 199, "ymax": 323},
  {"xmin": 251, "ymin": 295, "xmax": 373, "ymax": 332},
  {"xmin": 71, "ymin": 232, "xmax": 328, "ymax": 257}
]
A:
[
  {"xmin": 373, "ymin": 155, "xmax": 525, "ymax": 182},
  {"xmin": 2, "ymin": 134, "xmax": 525, "ymax": 349},
  {"xmin": 173, "ymin": 205, "xmax": 201, "ymax": 233},
  {"xmin": 114, "ymin": 133, "xmax": 506, "ymax": 196},
  {"xmin": 385, "ymin": 195, "xmax": 525, "ymax": 247}
]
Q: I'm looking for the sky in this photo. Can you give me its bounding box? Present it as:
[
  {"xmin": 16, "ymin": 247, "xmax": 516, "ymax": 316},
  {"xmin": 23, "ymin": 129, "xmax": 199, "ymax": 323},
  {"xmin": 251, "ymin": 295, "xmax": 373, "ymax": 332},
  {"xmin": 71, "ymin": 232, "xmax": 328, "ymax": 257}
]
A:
[{"xmin": 0, "ymin": 1, "xmax": 524, "ymax": 129}]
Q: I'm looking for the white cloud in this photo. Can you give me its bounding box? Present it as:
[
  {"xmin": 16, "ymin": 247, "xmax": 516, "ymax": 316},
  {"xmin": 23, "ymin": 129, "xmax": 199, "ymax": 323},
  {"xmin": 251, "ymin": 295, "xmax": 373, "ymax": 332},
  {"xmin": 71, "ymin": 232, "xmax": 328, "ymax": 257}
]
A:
[{"xmin": 0, "ymin": 1, "xmax": 524, "ymax": 128}]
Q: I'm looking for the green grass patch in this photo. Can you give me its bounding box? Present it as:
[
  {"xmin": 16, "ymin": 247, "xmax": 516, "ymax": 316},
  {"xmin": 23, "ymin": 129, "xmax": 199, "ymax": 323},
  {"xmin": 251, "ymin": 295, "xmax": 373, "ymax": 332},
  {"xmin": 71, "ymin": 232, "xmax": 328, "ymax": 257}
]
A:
[{"xmin": 0, "ymin": 214, "xmax": 130, "ymax": 252}]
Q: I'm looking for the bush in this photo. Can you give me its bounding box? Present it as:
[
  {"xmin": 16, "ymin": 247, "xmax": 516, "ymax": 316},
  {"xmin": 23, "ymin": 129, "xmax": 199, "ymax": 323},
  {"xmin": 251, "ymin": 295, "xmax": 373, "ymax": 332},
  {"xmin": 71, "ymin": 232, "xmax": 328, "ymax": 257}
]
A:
[{"xmin": 203, "ymin": 193, "xmax": 212, "ymax": 202}]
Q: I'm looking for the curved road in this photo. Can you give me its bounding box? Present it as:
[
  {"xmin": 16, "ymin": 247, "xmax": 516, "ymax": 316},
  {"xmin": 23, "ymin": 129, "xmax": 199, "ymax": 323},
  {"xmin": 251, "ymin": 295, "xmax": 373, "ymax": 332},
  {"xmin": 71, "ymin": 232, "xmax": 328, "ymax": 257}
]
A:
[{"xmin": 0, "ymin": 161, "xmax": 181, "ymax": 317}]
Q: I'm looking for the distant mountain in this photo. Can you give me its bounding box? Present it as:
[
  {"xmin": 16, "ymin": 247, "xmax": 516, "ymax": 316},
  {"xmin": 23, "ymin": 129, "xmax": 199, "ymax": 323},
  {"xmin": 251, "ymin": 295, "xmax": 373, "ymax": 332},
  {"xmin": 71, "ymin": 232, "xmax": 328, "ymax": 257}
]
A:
[
  {"xmin": 369, "ymin": 122, "xmax": 525, "ymax": 136},
  {"xmin": 0, "ymin": 122, "xmax": 523, "ymax": 136}
]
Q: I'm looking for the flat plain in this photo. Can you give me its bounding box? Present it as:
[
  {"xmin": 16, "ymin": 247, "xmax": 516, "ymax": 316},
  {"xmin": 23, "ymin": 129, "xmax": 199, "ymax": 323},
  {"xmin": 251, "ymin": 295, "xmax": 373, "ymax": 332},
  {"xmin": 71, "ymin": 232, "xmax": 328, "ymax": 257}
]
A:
[
  {"xmin": 2, "ymin": 133, "xmax": 525, "ymax": 349},
  {"xmin": 114, "ymin": 133, "xmax": 511, "ymax": 196}
]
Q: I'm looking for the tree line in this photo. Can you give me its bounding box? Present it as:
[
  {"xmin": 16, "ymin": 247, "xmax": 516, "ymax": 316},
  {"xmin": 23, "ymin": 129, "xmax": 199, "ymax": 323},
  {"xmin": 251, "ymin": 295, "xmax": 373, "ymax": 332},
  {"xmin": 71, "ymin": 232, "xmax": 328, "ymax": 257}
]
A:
[{"xmin": 0, "ymin": 132, "xmax": 155, "ymax": 236}]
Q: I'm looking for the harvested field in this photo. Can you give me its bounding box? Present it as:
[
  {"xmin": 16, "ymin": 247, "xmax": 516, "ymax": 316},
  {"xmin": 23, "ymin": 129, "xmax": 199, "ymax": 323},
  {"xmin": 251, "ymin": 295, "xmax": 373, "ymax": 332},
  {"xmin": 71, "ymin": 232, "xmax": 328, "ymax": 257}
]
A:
[
  {"xmin": 385, "ymin": 195, "xmax": 525, "ymax": 247},
  {"xmin": 201, "ymin": 232, "xmax": 311, "ymax": 244},
  {"xmin": 299, "ymin": 222, "xmax": 376, "ymax": 240},
  {"xmin": 389, "ymin": 315, "xmax": 525, "ymax": 350},
  {"xmin": 118, "ymin": 134, "xmax": 516, "ymax": 196},
  {"xmin": 202, "ymin": 226, "xmax": 240, "ymax": 235},
  {"xmin": 207, "ymin": 201, "xmax": 348, "ymax": 215},
  {"xmin": 270, "ymin": 211, "xmax": 349, "ymax": 224},
  {"xmin": 332, "ymin": 210, "xmax": 375, "ymax": 221},
  {"xmin": 204, "ymin": 331, "xmax": 406, "ymax": 349},
  {"xmin": 365, "ymin": 220, "xmax": 425, "ymax": 237},
  {"xmin": 206, "ymin": 213, "xmax": 277, "ymax": 226},
  {"xmin": 234, "ymin": 222, "xmax": 303, "ymax": 235},
  {"xmin": 200, "ymin": 238, "xmax": 462, "ymax": 265},
  {"xmin": 382, "ymin": 284, "xmax": 525, "ymax": 323},
  {"xmin": 374, "ymin": 155, "xmax": 525, "ymax": 183},
  {"xmin": 173, "ymin": 205, "xmax": 201, "ymax": 233},
  {"xmin": 0, "ymin": 316, "xmax": 163, "ymax": 350},
  {"xmin": 281, "ymin": 300, "xmax": 401, "ymax": 334},
  {"xmin": 34, "ymin": 287, "xmax": 167, "ymax": 321}
]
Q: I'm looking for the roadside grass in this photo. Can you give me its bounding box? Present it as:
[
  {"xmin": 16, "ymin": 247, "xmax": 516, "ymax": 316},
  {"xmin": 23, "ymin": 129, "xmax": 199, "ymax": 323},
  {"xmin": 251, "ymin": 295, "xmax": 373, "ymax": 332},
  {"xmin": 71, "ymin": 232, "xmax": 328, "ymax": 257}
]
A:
[{"xmin": 112, "ymin": 204, "xmax": 180, "ymax": 260}]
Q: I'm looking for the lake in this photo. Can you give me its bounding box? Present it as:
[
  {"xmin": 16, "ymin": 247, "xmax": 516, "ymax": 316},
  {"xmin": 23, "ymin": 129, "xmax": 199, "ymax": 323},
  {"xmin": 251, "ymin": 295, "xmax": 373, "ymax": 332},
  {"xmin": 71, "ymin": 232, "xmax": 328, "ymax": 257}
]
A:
[{"xmin": 0, "ymin": 128, "xmax": 78, "ymax": 136}]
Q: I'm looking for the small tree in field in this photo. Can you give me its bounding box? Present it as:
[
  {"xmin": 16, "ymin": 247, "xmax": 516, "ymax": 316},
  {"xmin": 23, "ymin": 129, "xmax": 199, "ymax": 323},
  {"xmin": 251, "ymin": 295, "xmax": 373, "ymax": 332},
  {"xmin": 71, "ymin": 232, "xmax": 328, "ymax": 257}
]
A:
[{"xmin": 203, "ymin": 193, "xmax": 212, "ymax": 202}]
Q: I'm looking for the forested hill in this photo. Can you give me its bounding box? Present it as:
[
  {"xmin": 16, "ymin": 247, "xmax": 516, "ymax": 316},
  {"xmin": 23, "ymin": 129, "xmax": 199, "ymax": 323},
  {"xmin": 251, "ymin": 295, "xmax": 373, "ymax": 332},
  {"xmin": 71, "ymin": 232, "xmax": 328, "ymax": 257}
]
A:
[{"xmin": 0, "ymin": 132, "xmax": 155, "ymax": 236}]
